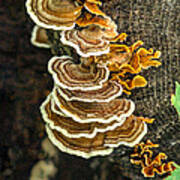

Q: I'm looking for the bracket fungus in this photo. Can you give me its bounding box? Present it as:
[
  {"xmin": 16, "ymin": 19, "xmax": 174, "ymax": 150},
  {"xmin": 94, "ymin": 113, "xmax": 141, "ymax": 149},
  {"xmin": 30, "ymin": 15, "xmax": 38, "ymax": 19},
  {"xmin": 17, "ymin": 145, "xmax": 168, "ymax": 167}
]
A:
[
  {"xmin": 31, "ymin": 25, "xmax": 51, "ymax": 48},
  {"xmin": 40, "ymin": 55, "xmax": 149, "ymax": 158},
  {"xmin": 55, "ymin": 80, "xmax": 123, "ymax": 103},
  {"xmin": 94, "ymin": 41, "xmax": 161, "ymax": 94},
  {"xmin": 84, "ymin": 1, "xmax": 106, "ymax": 17},
  {"xmin": 48, "ymin": 56, "xmax": 109, "ymax": 90},
  {"xmin": 26, "ymin": 0, "xmax": 162, "ymax": 159},
  {"xmin": 26, "ymin": 0, "xmax": 82, "ymax": 30},
  {"xmin": 76, "ymin": 12, "xmax": 115, "ymax": 29},
  {"xmin": 60, "ymin": 25, "xmax": 110, "ymax": 57},
  {"xmin": 60, "ymin": 23, "xmax": 126, "ymax": 57}
]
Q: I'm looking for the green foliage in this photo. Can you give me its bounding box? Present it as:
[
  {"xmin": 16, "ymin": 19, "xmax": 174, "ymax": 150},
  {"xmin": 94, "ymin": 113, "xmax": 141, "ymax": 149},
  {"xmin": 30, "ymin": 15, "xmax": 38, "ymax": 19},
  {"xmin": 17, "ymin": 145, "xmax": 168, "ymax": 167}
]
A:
[
  {"xmin": 171, "ymin": 82, "xmax": 180, "ymax": 116},
  {"xmin": 165, "ymin": 163, "xmax": 180, "ymax": 180}
]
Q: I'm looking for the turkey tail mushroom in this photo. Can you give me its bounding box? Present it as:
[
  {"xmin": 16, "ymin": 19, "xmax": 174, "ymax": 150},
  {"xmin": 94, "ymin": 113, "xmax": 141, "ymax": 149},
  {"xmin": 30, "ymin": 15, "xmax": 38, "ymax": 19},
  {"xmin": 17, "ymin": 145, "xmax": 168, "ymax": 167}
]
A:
[
  {"xmin": 26, "ymin": 0, "xmax": 82, "ymax": 30},
  {"xmin": 40, "ymin": 55, "xmax": 148, "ymax": 158}
]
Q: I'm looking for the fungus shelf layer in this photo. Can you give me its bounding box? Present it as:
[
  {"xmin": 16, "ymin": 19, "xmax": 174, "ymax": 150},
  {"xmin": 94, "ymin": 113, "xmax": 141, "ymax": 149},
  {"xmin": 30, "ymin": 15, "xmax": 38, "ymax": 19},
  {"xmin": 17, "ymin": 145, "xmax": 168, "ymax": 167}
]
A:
[
  {"xmin": 26, "ymin": 0, "xmax": 82, "ymax": 30},
  {"xmin": 40, "ymin": 56, "xmax": 148, "ymax": 158},
  {"xmin": 60, "ymin": 24, "xmax": 119, "ymax": 57}
]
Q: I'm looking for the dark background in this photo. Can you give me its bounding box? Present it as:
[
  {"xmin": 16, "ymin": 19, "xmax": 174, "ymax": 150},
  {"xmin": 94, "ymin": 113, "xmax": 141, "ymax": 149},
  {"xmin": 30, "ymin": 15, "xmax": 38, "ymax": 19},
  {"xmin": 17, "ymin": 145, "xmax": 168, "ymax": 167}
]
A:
[{"xmin": 0, "ymin": 0, "xmax": 179, "ymax": 179}]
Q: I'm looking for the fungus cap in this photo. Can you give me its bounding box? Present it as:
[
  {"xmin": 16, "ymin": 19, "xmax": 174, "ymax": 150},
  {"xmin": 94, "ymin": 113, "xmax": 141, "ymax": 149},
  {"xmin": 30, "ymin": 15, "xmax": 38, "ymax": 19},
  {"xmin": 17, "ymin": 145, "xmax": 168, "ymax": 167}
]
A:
[
  {"xmin": 45, "ymin": 115, "xmax": 147, "ymax": 158},
  {"xmin": 60, "ymin": 25, "xmax": 111, "ymax": 57},
  {"xmin": 40, "ymin": 94, "xmax": 131, "ymax": 138},
  {"xmin": 84, "ymin": 1, "xmax": 106, "ymax": 17},
  {"xmin": 52, "ymin": 86, "xmax": 135, "ymax": 123},
  {"xmin": 26, "ymin": 0, "xmax": 82, "ymax": 30},
  {"xmin": 76, "ymin": 12, "xmax": 114, "ymax": 29},
  {"xmin": 48, "ymin": 56, "xmax": 109, "ymax": 90},
  {"xmin": 56, "ymin": 80, "xmax": 123, "ymax": 102}
]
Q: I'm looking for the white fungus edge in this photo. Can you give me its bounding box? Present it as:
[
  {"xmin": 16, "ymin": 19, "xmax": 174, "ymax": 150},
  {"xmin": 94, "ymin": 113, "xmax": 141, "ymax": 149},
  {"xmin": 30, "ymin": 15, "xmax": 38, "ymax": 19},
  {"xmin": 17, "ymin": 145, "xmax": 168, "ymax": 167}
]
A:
[
  {"xmin": 55, "ymin": 81, "xmax": 123, "ymax": 103},
  {"xmin": 26, "ymin": 0, "xmax": 76, "ymax": 30},
  {"xmin": 60, "ymin": 30, "xmax": 110, "ymax": 57},
  {"xmin": 104, "ymin": 122, "xmax": 148, "ymax": 148},
  {"xmin": 48, "ymin": 56, "xmax": 110, "ymax": 91},
  {"xmin": 45, "ymin": 124, "xmax": 113, "ymax": 159},
  {"xmin": 40, "ymin": 93, "xmax": 130, "ymax": 139},
  {"xmin": 52, "ymin": 86, "xmax": 135, "ymax": 124}
]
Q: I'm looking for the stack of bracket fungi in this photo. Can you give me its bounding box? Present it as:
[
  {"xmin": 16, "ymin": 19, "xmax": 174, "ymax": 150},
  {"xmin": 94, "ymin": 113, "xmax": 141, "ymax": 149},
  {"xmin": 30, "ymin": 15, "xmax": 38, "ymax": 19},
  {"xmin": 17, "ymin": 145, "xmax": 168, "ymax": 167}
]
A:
[
  {"xmin": 40, "ymin": 56, "xmax": 148, "ymax": 158},
  {"xmin": 26, "ymin": 0, "xmax": 161, "ymax": 159}
]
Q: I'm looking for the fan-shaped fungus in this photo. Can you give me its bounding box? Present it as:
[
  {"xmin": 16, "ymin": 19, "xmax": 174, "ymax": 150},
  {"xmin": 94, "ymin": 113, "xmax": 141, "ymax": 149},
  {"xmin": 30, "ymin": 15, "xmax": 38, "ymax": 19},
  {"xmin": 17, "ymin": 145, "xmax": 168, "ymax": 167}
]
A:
[
  {"xmin": 52, "ymin": 86, "xmax": 135, "ymax": 123},
  {"xmin": 83, "ymin": 0, "xmax": 106, "ymax": 17},
  {"xmin": 26, "ymin": 0, "xmax": 82, "ymax": 30},
  {"xmin": 40, "ymin": 55, "xmax": 148, "ymax": 158},
  {"xmin": 48, "ymin": 56, "xmax": 109, "ymax": 90},
  {"xmin": 76, "ymin": 12, "xmax": 113, "ymax": 29},
  {"xmin": 60, "ymin": 25, "xmax": 110, "ymax": 57},
  {"xmin": 60, "ymin": 24, "xmax": 124, "ymax": 57},
  {"xmin": 44, "ymin": 113, "xmax": 147, "ymax": 158},
  {"xmin": 41, "ymin": 94, "xmax": 133, "ymax": 138},
  {"xmin": 56, "ymin": 80, "xmax": 123, "ymax": 102},
  {"xmin": 94, "ymin": 41, "xmax": 161, "ymax": 94}
]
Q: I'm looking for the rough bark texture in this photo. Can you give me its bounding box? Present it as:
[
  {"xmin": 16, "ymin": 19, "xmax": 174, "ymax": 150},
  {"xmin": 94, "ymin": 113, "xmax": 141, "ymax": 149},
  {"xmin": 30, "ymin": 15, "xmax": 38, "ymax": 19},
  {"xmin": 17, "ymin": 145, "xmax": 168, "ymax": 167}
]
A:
[{"xmin": 0, "ymin": 0, "xmax": 179, "ymax": 180}]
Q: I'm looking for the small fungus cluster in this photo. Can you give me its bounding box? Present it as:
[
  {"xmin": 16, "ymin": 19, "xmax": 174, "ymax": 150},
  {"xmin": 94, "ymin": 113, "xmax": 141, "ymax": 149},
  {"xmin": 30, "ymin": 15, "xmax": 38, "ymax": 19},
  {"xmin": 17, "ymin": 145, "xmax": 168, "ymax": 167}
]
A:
[
  {"xmin": 130, "ymin": 140, "xmax": 176, "ymax": 178},
  {"xmin": 26, "ymin": 0, "xmax": 161, "ymax": 158}
]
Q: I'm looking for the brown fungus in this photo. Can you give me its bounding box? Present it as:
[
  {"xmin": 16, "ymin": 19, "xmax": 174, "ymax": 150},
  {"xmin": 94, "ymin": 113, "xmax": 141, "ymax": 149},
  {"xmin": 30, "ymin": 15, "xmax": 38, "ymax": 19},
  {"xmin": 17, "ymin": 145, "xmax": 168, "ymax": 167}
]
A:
[
  {"xmin": 41, "ymin": 94, "xmax": 132, "ymax": 138},
  {"xmin": 40, "ymin": 55, "xmax": 149, "ymax": 158},
  {"xmin": 48, "ymin": 56, "xmax": 110, "ymax": 90},
  {"xmin": 26, "ymin": 0, "xmax": 82, "ymax": 30},
  {"xmin": 52, "ymin": 86, "xmax": 135, "ymax": 124},
  {"xmin": 55, "ymin": 80, "xmax": 123, "ymax": 102},
  {"xmin": 45, "ymin": 113, "xmax": 147, "ymax": 158},
  {"xmin": 60, "ymin": 25, "xmax": 110, "ymax": 57}
]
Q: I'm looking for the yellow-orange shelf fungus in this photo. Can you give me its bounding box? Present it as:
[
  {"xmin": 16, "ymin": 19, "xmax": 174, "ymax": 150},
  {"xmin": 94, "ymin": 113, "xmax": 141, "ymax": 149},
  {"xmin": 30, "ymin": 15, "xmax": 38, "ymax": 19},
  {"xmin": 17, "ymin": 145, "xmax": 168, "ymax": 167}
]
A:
[
  {"xmin": 130, "ymin": 140, "xmax": 175, "ymax": 178},
  {"xmin": 40, "ymin": 55, "xmax": 149, "ymax": 158},
  {"xmin": 142, "ymin": 153, "xmax": 175, "ymax": 178},
  {"xmin": 94, "ymin": 41, "xmax": 161, "ymax": 94},
  {"xmin": 129, "ymin": 41, "xmax": 162, "ymax": 72},
  {"xmin": 136, "ymin": 117, "xmax": 155, "ymax": 124},
  {"xmin": 84, "ymin": 1, "xmax": 106, "ymax": 17},
  {"xmin": 76, "ymin": 12, "xmax": 115, "ymax": 29},
  {"xmin": 26, "ymin": 0, "xmax": 82, "ymax": 30},
  {"xmin": 86, "ymin": 0, "xmax": 102, "ymax": 5},
  {"xmin": 96, "ymin": 41, "xmax": 161, "ymax": 73},
  {"xmin": 111, "ymin": 75, "xmax": 147, "ymax": 95},
  {"xmin": 31, "ymin": 25, "xmax": 51, "ymax": 48}
]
